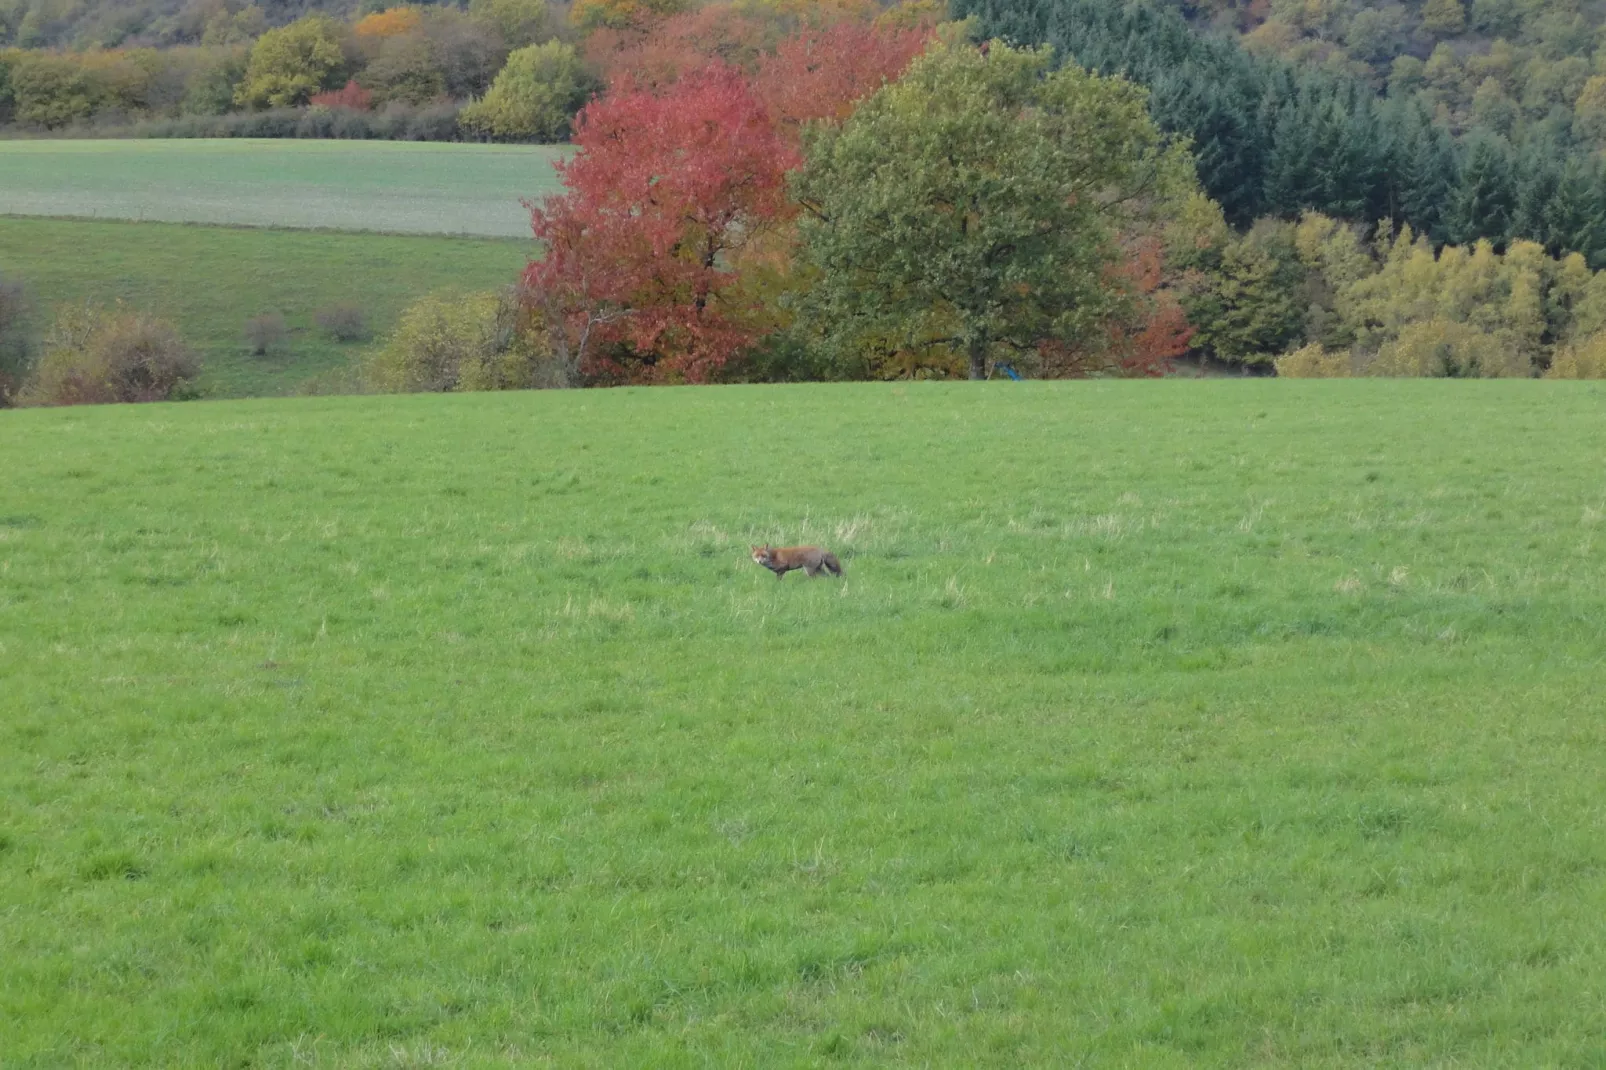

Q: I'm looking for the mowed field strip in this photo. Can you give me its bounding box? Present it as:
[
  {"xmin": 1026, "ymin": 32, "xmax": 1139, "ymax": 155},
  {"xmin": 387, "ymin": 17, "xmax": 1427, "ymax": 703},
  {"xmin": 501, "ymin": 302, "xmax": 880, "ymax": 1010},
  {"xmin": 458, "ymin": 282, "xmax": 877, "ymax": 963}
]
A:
[
  {"xmin": 3, "ymin": 382, "xmax": 1605, "ymax": 1064},
  {"xmin": 0, "ymin": 217, "xmax": 533, "ymax": 397},
  {"xmin": 0, "ymin": 140, "xmax": 568, "ymax": 237}
]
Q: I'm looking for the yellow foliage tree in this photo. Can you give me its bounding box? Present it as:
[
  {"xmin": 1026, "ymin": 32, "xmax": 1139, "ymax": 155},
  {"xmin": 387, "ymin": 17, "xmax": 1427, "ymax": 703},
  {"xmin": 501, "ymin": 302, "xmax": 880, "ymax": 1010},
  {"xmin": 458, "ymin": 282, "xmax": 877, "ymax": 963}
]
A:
[
  {"xmin": 1546, "ymin": 332, "xmax": 1606, "ymax": 378},
  {"xmin": 1574, "ymin": 74, "xmax": 1606, "ymax": 143},
  {"xmin": 235, "ymin": 15, "xmax": 347, "ymax": 108}
]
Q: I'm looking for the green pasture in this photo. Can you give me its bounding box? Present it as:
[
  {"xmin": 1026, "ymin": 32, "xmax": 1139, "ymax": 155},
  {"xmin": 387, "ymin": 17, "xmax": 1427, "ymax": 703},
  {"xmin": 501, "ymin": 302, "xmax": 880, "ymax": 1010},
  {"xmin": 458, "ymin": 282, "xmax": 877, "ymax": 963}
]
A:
[
  {"xmin": 3, "ymin": 382, "xmax": 1605, "ymax": 1065},
  {"xmin": 0, "ymin": 217, "xmax": 530, "ymax": 397},
  {"xmin": 0, "ymin": 140, "xmax": 567, "ymax": 237}
]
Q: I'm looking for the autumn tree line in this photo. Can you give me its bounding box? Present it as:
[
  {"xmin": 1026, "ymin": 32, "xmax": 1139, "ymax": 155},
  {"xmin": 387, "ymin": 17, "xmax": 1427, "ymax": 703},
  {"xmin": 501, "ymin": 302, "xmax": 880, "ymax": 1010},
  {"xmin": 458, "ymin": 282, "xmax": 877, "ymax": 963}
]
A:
[
  {"xmin": 2, "ymin": 0, "xmax": 623, "ymax": 140},
  {"xmin": 7, "ymin": 0, "xmax": 1606, "ymax": 405},
  {"xmin": 361, "ymin": 1, "xmax": 1606, "ymax": 391}
]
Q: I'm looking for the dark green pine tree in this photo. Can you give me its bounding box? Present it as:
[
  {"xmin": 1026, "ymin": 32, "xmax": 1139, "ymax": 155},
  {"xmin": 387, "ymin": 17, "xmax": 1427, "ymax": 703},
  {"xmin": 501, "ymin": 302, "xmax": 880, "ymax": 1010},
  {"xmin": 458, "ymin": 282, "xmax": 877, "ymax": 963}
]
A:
[
  {"xmin": 1317, "ymin": 91, "xmax": 1383, "ymax": 221},
  {"xmin": 1448, "ymin": 135, "xmax": 1516, "ymax": 246},
  {"xmin": 1262, "ymin": 96, "xmax": 1323, "ymax": 216},
  {"xmin": 1398, "ymin": 108, "xmax": 1459, "ymax": 244},
  {"xmin": 1560, "ymin": 162, "xmax": 1606, "ymax": 268},
  {"xmin": 1511, "ymin": 152, "xmax": 1561, "ymax": 250},
  {"xmin": 1147, "ymin": 69, "xmax": 1264, "ymax": 225}
]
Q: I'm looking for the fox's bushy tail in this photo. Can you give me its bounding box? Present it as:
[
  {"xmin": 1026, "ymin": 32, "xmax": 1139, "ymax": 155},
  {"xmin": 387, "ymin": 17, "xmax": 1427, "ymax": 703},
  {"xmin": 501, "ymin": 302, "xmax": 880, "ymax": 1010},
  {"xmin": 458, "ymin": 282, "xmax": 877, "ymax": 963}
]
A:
[{"xmin": 822, "ymin": 553, "xmax": 843, "ymax": 576}]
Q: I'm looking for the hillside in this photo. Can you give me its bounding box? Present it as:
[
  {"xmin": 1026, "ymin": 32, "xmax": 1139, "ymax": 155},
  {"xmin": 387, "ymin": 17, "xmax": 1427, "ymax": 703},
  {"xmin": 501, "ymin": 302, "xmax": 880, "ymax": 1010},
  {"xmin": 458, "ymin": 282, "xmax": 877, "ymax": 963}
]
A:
[
  {"xmin": 4, "ymin": 381, "xmax": 1606, "ymax": 1062},
  {"xmin": 957, "ymin": 0, "xmax": 1606, "ymax": 268}
]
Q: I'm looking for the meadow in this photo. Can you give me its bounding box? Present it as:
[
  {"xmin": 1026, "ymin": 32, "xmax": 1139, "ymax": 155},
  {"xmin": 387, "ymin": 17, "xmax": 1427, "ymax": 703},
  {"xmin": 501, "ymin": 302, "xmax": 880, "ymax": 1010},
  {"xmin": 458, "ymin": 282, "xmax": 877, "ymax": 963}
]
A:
[
  {"xmin": 0, "ymin": 217, "xmax": 531, "ymax": 397},
  {"xmin": 0, "ymin": 140, "xmax": 567, "ymax": 237},
  {"xmin": 2, "ymin": 381, "xmax": 1605, "ymax": 1066}
]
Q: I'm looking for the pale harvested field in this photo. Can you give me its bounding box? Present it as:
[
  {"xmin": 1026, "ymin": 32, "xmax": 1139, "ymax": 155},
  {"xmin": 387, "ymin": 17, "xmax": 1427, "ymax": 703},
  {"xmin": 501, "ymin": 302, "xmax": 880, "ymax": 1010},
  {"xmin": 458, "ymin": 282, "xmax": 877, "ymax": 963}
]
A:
[{"xmin": 0, "ymin": 139, "xmax": 567, "ymax": 236}]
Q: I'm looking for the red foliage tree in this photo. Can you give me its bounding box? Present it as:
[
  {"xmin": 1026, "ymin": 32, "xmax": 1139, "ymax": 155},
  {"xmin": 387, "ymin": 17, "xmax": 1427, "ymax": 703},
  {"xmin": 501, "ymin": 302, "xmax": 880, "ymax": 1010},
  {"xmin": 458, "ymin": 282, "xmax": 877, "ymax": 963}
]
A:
[
  {"xmin": 586, "ymin": 6, "xmax": 777, "ymax": 89},
  {"xmin": 588, "ymin": 1, "xmax": 929, "ymax": 108},
  {"xmin": 528, "ymin": 13, "xmax": 931, "ymax": 384},
  {"xmin": 525, "ymin": 65, "xmax": 800, "ymax": 384},
  {"xmin": 309, "ymin": 79, "xmax": 373, "ymax": 111},
  {"xmin": 751, "ymin": 20, "xmax": 932, "ymax": 130}
]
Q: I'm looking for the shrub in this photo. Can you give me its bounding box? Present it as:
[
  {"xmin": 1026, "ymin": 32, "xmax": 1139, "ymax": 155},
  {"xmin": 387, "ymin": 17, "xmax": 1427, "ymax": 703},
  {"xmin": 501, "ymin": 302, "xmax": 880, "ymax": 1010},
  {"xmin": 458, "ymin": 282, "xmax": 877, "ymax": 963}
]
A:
[
  {"xmin": 0, "ymin": 274, "xmax": 33, "ymax": 405},
  {"xmin": 315, "ymin": 302, "xmax": 371, "ymax": 342},
  {"xmin": 122, "ymin": 101, "xmax": 464, "ymax": 141},
  {"xmin": 367, "ymin": 289, "xmax": 553, "ymax": 392},
  {"xmin": 1366, "ymin": 319, "xmax": 1531, "ymax": 378},
  {"xmin": 244, "ymin": 311, "xmax": 288, "ymax": 356},
  {"xmin": 1546, "ymin": 332, "xmax": 1606, "ymax": 378},
  {"xmin": 21, "ymin": 303, "xmax": 198, "ymax": 407},
  {"xmin": 1274, "ymin": 342, "xmax": 1354, "ymax": 378}
]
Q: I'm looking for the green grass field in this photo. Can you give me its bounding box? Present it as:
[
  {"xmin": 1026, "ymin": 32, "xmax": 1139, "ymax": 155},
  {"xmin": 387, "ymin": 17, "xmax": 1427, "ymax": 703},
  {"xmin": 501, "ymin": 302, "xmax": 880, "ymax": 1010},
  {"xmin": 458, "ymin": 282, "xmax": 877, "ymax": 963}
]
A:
[
  {"xmin": 0, "ymin": 140, "xmax": 567, "ymax": 237},
  {"xmin": 0, "ymin": 217, "xmax": 531, "ymax": 397},
  {"xmin": 3, "ymin": 381, "xmax": 1605, "ymax": 1065}
]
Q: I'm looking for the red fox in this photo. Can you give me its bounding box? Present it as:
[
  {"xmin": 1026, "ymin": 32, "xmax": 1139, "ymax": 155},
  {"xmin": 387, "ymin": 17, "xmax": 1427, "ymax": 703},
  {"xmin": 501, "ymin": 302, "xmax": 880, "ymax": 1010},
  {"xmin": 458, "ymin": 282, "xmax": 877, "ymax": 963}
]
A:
[{"xmin": 751, "ymin": 544, "xmax": 843, "ymax": 579}]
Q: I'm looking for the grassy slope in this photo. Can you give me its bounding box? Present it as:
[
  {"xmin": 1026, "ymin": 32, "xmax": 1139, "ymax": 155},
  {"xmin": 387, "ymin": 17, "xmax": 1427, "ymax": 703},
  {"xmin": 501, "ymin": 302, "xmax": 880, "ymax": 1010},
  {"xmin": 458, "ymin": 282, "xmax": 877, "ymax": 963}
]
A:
[
  {"xmin": 0, "ymin": 217, "xmax": 531, "ymax": 397},
  {"xmin": 0, "ymin": 140, "xmax": 567, "ymax": 238},
  {"xmin": 3, "ymin": 382, "xmax": 1605, "ymax": 1066}
]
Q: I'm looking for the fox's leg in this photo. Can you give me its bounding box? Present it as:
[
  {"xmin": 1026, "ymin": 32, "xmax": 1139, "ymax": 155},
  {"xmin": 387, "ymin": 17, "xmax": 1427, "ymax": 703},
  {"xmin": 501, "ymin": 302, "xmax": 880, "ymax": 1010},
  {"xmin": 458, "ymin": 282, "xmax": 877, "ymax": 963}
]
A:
[{"xmin": 804, "ymin": 563, "xmax": 822, "ymax": 577}]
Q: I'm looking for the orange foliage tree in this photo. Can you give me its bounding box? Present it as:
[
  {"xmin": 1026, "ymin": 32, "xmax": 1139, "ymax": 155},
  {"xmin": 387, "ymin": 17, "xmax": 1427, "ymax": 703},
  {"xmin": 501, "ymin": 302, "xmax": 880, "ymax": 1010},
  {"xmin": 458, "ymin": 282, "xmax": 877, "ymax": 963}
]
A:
[{"xmin": 354, "ymin": 6, "xmax": 423, "ymax": 38}]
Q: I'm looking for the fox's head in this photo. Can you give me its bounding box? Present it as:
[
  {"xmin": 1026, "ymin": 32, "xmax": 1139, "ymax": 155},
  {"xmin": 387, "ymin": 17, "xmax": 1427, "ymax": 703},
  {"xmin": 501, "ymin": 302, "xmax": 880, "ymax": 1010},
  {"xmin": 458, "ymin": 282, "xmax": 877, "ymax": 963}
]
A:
[{"xmin": 751, "ymin": 544, "xmax": 773, "ymax": 566}]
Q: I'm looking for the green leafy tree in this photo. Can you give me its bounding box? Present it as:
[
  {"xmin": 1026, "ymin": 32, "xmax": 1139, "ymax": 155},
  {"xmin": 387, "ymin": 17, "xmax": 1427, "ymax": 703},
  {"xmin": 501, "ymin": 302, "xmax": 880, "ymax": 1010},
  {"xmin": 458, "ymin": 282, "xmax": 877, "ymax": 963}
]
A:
[
  {"xmin": 181, "ymin": 46, "xmax": 247, "ymax": 115},
  {"xmin": 362, "ymin": 31, "xmax": 445, "ymax": 105},
  {"xmin": 200, "ymin": 4, "xmax": 266, "ymax": 46},
  {"xmin": 469, "ymin": 0, "xmax": 552, "ymax": 48},
  {"xmin": 1420, "ymin": 0, "xmax": 1467, "ymax": 37},
  {"xmin": 459, "ymin": 39, "xmax": 588, "ymax": 141},
  {"xmin": 1470, "ymin": 76, "xmax": 1518, "ymax": 136},
  {"xmin": 0, "ymin": 50, "xmax": 16, "ymax": 124},
  {"xmin": 420, "ymin": 7, "xmax": 508, "ymax": 99},
  {"xmin": 791, "ymin": 39, "xmax": 1192, "ymax": 380},
  {"xmin": 235, "ymin": 14, "xmax": 347, "ymax": 109},
  {"xmin": 8, "ymin": 52, "xmax": 101, "ymax": 127},
  {"xmin": 1186, "ymin": 222, "xmax": 1308, "ymax": 365}
]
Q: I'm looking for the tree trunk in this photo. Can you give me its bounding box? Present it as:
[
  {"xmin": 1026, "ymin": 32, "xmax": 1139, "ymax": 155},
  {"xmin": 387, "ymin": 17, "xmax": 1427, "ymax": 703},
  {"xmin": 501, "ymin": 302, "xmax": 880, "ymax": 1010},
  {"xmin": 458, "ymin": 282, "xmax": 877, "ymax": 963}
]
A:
[{"xmin": 967, "ymin": 334, "xmax": 988, "ymax": 380}]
